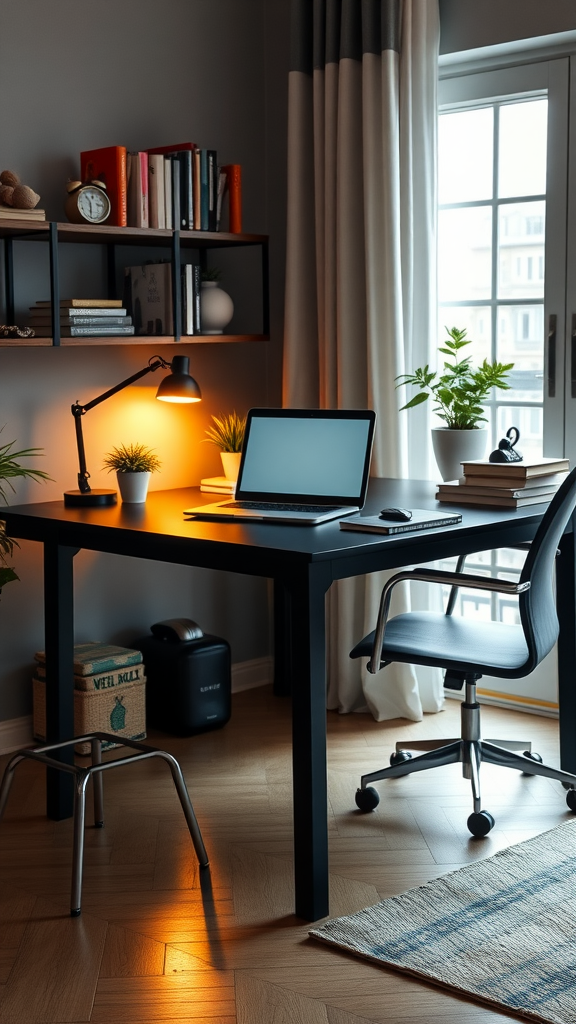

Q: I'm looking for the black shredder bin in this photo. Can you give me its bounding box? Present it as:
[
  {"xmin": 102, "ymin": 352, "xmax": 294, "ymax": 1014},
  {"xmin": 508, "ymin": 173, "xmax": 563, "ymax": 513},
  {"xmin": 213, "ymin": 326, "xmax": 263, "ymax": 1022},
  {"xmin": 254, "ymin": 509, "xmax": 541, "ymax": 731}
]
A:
[{"xmin": 133, "ymin": 618, "xmax": 231, "ymax": 735}]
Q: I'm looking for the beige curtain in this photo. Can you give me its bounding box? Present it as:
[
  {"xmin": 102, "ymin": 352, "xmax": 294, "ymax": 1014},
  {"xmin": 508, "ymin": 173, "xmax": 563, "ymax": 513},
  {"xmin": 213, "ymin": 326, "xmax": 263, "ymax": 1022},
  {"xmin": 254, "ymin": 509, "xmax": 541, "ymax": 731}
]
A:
[{"xmin": 283, "ymin": 0, "xmax": 442, "ymax": 720}]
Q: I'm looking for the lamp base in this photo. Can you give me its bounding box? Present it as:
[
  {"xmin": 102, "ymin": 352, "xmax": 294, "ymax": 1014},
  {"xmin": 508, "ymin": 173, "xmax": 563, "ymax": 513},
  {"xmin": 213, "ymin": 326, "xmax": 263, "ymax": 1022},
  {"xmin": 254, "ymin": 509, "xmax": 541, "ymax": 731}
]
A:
[{"xmin": 64, "ymin": 489, "xmax": 118, "ymax": 508}]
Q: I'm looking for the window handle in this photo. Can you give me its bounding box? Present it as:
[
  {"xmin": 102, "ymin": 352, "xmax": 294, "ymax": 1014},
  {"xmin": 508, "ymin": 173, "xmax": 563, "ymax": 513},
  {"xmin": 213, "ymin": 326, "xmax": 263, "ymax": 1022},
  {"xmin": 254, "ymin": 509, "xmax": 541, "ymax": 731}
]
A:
[
  {"xmin": 548, "ymin": 314, "xmax": 557, "ymax": 398},
  {"xmin": 572, "ymin": 314, "xmax": 576, "ymax": 399}
]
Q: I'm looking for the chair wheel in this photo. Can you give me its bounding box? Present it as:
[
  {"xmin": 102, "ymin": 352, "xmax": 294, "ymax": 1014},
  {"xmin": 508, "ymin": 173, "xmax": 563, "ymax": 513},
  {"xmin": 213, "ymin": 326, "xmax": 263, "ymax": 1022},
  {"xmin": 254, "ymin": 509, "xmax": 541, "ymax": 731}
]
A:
[
  {"xmin": 355, "ymin": 786, "xmax": 380, "ymax": 812},
  {"xmin": 566, "ymin": 788, "xmax": 576, "ymax": 813},
  {"xmin": 522, "ymin": 750, "xmax": 543, "ymax": 776},
  {"xmin": 390, "ymin": 750, "xmax": 412, "ymax": 766},
  {"xmin": 467, "ymin": 810, "xmax": 495, "ymax": 837}
]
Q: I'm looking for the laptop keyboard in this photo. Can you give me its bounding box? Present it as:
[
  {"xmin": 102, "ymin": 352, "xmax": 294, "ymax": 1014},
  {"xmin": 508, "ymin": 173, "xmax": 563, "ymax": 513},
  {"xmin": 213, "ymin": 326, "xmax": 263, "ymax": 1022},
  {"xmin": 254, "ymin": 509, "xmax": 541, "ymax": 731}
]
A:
[{"xmin": 226, "ymin": 501, "xmax": 340, "ymax": 513}]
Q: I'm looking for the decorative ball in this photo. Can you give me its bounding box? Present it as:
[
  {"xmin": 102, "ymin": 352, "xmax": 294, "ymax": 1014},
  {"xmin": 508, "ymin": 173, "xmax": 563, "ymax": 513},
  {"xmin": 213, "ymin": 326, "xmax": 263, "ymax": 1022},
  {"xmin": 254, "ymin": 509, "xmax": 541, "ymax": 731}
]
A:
[
  {"xmin": 11, "ymin": 184, "xmax": 40, "ymax": 209},
  {"xmin": 0, "ymin": 170, "xmax": 20, "ymax": 187},
  {"xmin": 0, "ymin": 185, "xmax": 14, "ymax": 206}
]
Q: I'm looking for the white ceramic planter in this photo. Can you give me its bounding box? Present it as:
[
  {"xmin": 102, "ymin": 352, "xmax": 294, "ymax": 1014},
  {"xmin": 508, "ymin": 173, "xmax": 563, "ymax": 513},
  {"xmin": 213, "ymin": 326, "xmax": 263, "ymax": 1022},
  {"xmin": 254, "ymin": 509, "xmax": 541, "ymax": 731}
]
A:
[
  {"xmin": 220, "ymin": 452, "xmax": 242, "ymax": 481},
  {"xmin": 200, "ymin": 281, "xmax": 234, "ymax": 335},
  {"xmin": 116, "ymin": 471, "xmax": 152, "ymax": 503},
  {"xmin": 431, "ymin": 427, "xmax": 488, "ymax": 482}
]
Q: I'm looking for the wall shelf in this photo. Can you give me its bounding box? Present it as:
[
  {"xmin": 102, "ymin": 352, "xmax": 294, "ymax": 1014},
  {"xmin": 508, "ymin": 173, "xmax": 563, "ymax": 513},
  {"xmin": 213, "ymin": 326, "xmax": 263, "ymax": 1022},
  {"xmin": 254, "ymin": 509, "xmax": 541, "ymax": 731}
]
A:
[{"xmin": 0, "ymin": 220, "xmax": 269, "ymax": 346}]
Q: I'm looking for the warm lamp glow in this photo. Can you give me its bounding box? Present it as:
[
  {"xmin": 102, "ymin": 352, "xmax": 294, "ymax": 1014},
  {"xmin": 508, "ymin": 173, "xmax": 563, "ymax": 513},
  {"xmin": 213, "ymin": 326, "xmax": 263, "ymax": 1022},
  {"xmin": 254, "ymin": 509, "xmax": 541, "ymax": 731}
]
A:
[
  {"xmin": 157, "ymin": 395, "xmax": 202, "ymax": 404},
  {"xmin": 155, "ymin": 356, "xmax": 202, "ymax": 403}
]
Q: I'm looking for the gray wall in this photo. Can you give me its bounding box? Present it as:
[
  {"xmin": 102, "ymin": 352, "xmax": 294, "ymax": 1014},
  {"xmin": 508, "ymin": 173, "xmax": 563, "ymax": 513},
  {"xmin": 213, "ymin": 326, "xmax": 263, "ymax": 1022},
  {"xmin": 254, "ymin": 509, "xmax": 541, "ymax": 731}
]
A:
[
  {"xmin": 0, "ymin": 0, "xmax": 289, "ymax": 723},
  {"xmin": 440, "ymin": 0, "xmax": 576, "ymax": 54}
]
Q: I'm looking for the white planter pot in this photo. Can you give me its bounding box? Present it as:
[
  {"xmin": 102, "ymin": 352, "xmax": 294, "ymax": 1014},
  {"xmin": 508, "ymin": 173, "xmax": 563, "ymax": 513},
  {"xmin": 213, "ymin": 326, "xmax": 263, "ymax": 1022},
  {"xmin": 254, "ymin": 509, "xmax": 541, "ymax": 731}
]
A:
[
  {"xmin": 116, "ymin": 471, "xmax": 152, "ymax": 503},
  {"xmin": 431, "ymin": 427, "xmax": 488, "ymax": 482},
  {"xmin": 200, "ymin": 281, "xmax": 234, "ymax": 335},
  {"xmin": 220, "ymin": 451, "xmax": 242, "ymax": 482}
]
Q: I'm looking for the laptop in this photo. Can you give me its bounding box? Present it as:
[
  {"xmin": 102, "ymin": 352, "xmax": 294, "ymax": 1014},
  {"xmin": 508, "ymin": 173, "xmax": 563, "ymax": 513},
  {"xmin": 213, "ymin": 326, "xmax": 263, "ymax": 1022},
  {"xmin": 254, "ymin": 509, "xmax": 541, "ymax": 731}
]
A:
[{"xmin": 184, "ymin": 408, "xmax": 376, "ymax": 524}]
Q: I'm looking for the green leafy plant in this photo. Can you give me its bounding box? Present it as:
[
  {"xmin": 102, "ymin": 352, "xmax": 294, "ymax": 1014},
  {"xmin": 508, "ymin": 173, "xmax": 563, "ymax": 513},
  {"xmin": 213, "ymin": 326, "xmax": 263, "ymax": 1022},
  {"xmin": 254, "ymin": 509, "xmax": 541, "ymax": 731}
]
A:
[
  {"xmin": 102, "ymin": 442, "xmax": 161, "ymax": 474},
  {"xmin": 0, "ymin": 435, "xmax": 52, "ymax": 589},
  {"xmin": 203, "ymin": 412, "xmax": 246, "ymax": 453},
  {"xmin": 201, "ymin": 265, "xmax": 222, "ymax": 282},
  {"xmin": 396, "ymin": 326, "xmax": 513, "ymax": 429}
]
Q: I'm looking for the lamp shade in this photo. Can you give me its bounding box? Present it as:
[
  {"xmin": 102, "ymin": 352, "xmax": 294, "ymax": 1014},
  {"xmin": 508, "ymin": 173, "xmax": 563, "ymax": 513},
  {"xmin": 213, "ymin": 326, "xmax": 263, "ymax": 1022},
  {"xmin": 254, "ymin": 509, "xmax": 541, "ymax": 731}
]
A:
[{"xmin": 156, "ymin": 356, "xmax": 202, "ymax": 403}]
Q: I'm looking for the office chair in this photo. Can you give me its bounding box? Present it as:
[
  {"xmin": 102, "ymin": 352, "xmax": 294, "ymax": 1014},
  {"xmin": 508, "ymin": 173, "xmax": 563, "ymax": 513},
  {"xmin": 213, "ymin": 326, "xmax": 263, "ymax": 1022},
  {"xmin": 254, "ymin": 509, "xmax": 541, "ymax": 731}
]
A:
[{"xmin": 351, "ymin": 467, "xmax": 576, "ymax": 837}]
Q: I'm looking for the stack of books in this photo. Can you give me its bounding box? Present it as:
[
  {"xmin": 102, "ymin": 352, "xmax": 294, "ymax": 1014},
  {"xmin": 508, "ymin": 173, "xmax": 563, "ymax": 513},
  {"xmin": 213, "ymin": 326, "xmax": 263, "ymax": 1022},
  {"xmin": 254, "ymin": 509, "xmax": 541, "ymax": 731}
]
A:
[
  {"xmin": 0, "ymin": 205, "xmax": 46, "ymax": 222},
  {"xmin": 28, "ymin": 298, "xmax": 135, "ymax": 337},
  {"xmin": 436, "ymin": 457, "xmax": 570, "ymax": 508},
  {"xmin": 32, "ymin": 642, "xmax": 146, "ymax": 754},
  {"xmin": 80, "ymin": 144, "xmax": 239, "ymax": 232},
  {"xmin": 200, "ymin": 476, "xmax": 236, "ymax": 494}
]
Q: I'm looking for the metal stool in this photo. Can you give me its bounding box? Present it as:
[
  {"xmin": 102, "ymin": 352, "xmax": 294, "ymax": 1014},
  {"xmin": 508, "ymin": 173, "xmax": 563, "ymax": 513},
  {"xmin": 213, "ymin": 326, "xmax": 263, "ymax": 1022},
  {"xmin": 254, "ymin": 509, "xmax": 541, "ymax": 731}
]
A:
[{"xmin": 0, "ymin": 732, "xmax": 209, "ymax": 916}]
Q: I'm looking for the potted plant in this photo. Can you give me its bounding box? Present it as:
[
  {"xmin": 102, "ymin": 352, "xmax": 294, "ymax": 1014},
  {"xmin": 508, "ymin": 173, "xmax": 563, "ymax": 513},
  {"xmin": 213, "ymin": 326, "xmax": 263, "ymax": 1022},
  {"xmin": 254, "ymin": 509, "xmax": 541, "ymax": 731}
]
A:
[
  {"xmin": 200, "ymin": 265, "xmax": 234, "ymax": 335},
  {"xmin": 0, "ymin": 435, "xmax": 51, "ymax": 592},
  {"xmin": 203, "ymin": 412, "xmax": 246, "ymax": 481},
  {"xmin": 102, "ymin": 442, "xmax": 161, "ymax": 503},
  {"xmin": 396, "ymin": 326, "xmax": 513, "ymax": 480}
]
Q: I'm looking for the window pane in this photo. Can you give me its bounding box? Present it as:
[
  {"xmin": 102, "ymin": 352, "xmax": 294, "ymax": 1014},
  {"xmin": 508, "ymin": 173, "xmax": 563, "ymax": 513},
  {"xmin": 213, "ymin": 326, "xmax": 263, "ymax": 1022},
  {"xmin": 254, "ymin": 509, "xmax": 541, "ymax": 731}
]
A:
[
  {"xmin": 498, "ymin": 201, "xmax": 545, "ymax": 300},
  {"xmin": 439, "ymin": 107, "xmax": 493, "ymax": 204},
  {"xmin": 498, "ymin": 99, "xmax": 547, "ymax": 198},
  {"xmin": 439, "ymin": 207, "xmax": 492, "ymax": 301},
  {"xmin": 437, "ymin": 307, "xmax": 491, "ymax": 363},
  {"xmin": 496, "ymin": 405, "xmax": 543, "ymax": 461},
  {"xmin": 497, "ymin": 304, "xmax": 543, "ymax": 403}
]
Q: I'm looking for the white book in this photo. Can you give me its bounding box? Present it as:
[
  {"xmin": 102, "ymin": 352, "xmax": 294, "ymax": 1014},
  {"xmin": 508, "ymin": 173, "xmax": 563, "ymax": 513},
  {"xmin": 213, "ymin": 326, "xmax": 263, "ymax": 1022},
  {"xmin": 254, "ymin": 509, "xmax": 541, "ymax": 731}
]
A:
[
  {"xmin": 164, "ymin": 156, "xmax": 173, "ymax": 230},
  {"xmin": 148, "ymin": 154, "xmax": 165, "ymax": 229}
]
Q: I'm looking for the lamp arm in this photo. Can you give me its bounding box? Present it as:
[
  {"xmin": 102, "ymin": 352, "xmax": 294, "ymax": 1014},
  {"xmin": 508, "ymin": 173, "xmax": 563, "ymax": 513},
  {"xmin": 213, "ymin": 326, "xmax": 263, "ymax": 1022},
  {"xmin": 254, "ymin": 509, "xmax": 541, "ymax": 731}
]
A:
[{"xmin": 71, "ymin": 356, "xmax": 171, "ymax": 494}]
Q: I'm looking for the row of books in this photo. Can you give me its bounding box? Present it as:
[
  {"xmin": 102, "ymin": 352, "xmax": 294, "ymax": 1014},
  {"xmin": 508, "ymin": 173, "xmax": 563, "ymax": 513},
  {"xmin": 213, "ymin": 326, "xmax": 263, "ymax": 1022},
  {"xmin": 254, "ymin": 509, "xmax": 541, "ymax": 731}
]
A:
[
  {"xmin": 436, "ymin": 456, "xmax": 570, "ymax": 508},
  {"xmin": 28, "ymin": 298, "xmax": 135, "ymax": 337},
  {"xmin": 123, "ymin": 261, "xmax": 202, "ymax": 336},
  {"xmin": 81, "ymin": 144, "xmax": 242, "ymax": 233}
]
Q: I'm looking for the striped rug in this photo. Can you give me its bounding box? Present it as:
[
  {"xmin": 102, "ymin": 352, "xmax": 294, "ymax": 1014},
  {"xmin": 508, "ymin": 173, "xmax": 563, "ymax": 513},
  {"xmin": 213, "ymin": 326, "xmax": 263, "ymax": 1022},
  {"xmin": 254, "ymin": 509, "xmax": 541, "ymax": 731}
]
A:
[{"xmin": 310, "ymin": 820, "xmax": 576, "ymax": 1024}]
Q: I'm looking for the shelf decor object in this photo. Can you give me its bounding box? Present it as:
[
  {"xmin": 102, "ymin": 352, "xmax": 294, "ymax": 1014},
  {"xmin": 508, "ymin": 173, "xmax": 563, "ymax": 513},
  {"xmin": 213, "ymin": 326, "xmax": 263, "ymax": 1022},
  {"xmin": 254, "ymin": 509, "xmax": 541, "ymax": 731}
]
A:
[{"xmin": 64, "ymin": 354, "xmax": 201, "ymax": 508}]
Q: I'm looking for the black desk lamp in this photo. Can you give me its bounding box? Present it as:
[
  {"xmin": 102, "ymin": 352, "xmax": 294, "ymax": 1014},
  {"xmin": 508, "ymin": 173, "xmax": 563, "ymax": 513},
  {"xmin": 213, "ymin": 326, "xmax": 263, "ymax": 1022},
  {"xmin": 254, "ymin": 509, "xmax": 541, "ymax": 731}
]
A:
[{"xmin": 64, "ymin": 355, "xmax": 201, "ymax": 508}]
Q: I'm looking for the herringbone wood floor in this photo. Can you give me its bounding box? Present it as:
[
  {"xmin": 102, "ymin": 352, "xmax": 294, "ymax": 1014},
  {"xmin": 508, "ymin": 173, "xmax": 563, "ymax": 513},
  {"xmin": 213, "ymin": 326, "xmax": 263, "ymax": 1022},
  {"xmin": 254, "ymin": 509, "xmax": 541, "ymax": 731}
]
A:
[{"xmin": 0, "ymin": 685, "xmax": 568, "ymax": 1023}]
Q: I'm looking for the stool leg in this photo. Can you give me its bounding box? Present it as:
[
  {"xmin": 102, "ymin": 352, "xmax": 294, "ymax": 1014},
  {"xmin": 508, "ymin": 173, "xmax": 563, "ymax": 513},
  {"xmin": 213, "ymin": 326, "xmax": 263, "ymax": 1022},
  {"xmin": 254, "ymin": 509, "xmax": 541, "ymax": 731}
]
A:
[
  {"xmin": 155, "ymin": 752, "xmax": 209, "ymax": 868},
  {"xmin": 0, "ymin": 753, "xmax": 25, "ymax": 820},
  {"xmin": 90, "ymin": 737, "xmax": 104, "ymax": 827},
  {"xmin": 71, "ymin": 770, "xmax": 90, "ymax": 916}
]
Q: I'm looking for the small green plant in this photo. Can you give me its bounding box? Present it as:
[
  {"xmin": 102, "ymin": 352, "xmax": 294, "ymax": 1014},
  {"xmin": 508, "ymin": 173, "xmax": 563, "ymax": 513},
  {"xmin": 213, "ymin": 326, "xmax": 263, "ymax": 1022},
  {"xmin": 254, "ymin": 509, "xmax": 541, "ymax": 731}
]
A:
[
  {"xmin": 0, "ymin": 434, "xmax": 52, "ymax": 589},
  {"xmin": 201, "ymin": 265, "xmax": 222, "ymax": 282},
  {"xmin": 203, "ymin": 412, "xmax": 246, "ymax": 453},
  {"xmin": 102, "ymin": 442, "xmax": 161, "ymax": 474},
  {"xmin": 396, "ymin": 326, "xmax": 513, "ymax": 429}
]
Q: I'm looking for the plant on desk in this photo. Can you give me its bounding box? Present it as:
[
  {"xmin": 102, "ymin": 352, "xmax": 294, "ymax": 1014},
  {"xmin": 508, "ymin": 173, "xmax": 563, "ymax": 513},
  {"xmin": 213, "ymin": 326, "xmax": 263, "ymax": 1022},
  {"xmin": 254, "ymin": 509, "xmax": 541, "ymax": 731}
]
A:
[
  {"xmin": 0, "ymin": 434, "xmax": 51, "ymax": 590},
  {"xmin": 396, "ymin": 326, "xmax": 514, "ymax": 480},
  {"xmin": 203, "ymin": 411, "xmax": 246, "ymax": 482},
  {"xmin": 102, "ymin": 442, "xmax": 161, "ymax": 504}
]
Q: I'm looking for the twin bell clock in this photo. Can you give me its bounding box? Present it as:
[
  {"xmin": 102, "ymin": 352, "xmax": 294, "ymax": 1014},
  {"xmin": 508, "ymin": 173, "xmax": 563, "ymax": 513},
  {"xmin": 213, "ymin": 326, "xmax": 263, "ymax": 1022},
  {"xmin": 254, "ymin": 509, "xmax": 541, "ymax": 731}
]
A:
[{"xmin": 64, "ymin": 178, "xmax": 111, "ymax": 224}]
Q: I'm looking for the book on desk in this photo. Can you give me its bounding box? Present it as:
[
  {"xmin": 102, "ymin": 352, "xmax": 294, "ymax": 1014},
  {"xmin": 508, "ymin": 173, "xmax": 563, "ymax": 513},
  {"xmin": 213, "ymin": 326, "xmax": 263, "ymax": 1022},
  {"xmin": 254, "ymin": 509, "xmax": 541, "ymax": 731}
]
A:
[{"xmin": 340, "ymin": 509, "xmax": 462, "ymax": 535}]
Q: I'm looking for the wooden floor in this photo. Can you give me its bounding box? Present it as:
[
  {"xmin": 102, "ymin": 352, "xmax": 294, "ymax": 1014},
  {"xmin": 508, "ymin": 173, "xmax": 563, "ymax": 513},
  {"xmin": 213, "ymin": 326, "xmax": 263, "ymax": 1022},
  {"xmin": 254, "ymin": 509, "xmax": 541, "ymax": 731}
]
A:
[{"xmin": 0, "ymin": 685, "xmax": 570, "ymax": 1024}]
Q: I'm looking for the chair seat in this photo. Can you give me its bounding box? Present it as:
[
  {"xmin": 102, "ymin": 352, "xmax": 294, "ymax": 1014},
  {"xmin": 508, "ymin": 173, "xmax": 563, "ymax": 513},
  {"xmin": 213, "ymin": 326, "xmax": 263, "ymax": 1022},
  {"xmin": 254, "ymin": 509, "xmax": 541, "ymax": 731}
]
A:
[{"xmin": 351, "ymin": 611, "xmax": 530, "ymax": 677}]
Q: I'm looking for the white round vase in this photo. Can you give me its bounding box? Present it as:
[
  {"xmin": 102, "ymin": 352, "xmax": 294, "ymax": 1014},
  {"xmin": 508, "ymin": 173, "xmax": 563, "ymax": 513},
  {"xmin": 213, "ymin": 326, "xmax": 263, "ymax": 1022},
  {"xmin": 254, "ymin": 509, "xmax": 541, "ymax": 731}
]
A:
[
  {"xmin": 116, "ymin": 471, "xmax": 152, "ymax": 503},
  {"xmin": 220, "ymin": 452, "xmax": 242, "ymax": 481},
  {"xmin": 431, "ymin": 427, "xmax": 488, "ymax": 482},
  {"xmin": 200, "ymin": 281, "xmax": 234, "ymax": 335}
]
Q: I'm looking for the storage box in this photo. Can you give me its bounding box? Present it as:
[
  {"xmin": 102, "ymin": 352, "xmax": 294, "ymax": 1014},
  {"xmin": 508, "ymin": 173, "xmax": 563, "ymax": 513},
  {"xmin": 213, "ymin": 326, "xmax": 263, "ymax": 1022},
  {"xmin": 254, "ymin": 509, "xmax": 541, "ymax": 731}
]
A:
[{"xmin": 33, "ymin": 676, "xmax": 146, "ymax": 754}]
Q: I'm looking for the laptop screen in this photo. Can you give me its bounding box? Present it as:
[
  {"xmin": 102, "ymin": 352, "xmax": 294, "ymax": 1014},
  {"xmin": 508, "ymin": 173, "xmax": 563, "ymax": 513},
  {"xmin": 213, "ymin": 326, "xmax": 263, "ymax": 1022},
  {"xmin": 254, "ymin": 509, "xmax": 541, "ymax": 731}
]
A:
[{"xmin": 236, "ymin": 409, "xmax": 376, "ymax": 505}]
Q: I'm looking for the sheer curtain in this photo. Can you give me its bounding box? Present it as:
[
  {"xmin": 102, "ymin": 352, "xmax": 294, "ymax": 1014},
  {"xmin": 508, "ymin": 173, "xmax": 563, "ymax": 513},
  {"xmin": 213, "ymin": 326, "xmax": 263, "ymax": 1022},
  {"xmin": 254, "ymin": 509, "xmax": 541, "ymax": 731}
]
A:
[{"xmin": 283, "ymin": 0, "xmax": 442, "ymax": 720}]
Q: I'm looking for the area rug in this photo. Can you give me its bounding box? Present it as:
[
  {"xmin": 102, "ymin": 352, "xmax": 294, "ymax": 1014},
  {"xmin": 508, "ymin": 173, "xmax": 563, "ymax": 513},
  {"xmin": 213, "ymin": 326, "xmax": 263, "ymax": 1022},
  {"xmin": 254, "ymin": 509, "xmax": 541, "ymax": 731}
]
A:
[{"xmin": 310, "ymin": 820, "xmax": 576, "ymax": 1024}]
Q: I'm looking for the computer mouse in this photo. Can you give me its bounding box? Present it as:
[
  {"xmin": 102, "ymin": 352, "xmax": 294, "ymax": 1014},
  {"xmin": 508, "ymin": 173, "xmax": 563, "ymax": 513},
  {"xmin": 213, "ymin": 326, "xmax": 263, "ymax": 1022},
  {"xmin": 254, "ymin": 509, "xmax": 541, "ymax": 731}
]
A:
[{"xmin": 379, "ymin": 507, "xmax": 412, "ymax": 522}]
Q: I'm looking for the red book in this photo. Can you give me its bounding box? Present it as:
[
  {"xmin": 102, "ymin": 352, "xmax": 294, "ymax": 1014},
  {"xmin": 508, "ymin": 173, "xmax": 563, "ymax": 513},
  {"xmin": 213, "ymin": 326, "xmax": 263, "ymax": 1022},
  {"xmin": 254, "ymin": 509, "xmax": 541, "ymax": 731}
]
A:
[
  {"xmin": 222, "ymin": 164, "xmax": 242, "ymax": 233},
  {"xmin": 80, "ymin": 146, "xmax": 127, "ymax": 227}
]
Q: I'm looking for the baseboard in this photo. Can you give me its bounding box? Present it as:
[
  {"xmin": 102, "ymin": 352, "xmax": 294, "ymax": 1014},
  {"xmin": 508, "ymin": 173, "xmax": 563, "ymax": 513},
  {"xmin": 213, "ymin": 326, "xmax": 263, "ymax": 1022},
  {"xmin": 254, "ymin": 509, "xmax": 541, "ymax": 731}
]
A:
[
  {"xmin": 444, "ymin": 688, "xmax": 559, "ymax": 719},
  {"xmin": 0, "ymin": 657, "xmax": 273, "ymax": 755},
  {"xmin": 231, "ymin": 656, "xmax": 273, "ymax": 693}
]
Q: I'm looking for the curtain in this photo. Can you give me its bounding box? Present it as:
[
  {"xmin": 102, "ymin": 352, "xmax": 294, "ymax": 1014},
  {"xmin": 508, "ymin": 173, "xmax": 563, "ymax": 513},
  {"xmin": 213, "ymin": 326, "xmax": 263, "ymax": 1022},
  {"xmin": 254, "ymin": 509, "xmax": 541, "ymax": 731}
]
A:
[{"xmin": 283, "ymin": 0, "xmax": 442, "ymax": 720}]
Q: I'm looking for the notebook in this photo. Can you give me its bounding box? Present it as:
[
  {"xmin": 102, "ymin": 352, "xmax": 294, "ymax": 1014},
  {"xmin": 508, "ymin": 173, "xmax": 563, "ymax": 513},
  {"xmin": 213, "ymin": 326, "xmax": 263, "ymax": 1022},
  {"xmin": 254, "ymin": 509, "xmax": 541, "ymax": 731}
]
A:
[{"xmin": 184, "ymin": 408, "xmax": 376, "ymax": 524}]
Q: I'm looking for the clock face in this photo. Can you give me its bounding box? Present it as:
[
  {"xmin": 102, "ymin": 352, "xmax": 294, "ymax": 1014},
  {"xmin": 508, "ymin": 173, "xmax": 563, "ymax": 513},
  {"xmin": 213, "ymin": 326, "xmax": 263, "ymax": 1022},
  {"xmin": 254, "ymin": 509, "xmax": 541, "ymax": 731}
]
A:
[{"xmin": 77, "ymin": 186, "xmax": 110, "ymax": 223}]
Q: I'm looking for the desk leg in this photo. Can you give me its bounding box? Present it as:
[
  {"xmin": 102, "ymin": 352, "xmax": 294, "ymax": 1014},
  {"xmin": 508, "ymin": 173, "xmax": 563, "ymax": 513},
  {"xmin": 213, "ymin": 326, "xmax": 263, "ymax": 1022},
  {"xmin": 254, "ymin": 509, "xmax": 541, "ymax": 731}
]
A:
[
  {"xmin": 44, "ymin": 543, "xmax": 76, "ymax": 820},
  {"xmin": 288, "ymin": 564, "xmax": 332, "ymax": 921},
  {"xmin": 557, "ymin": 528, "xmax": 576, "ymax": 775},
  {"xmin": 273, "ymin": 580, "xmax": 292, "ymax": 696}
]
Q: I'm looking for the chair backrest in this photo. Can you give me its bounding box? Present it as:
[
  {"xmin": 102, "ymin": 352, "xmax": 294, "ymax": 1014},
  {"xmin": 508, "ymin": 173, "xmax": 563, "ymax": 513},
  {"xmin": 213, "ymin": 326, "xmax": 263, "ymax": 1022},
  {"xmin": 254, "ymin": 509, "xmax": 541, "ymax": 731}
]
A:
[{"xmin": 518, "ymin": 466, "xmax": 576, "ymax": 672}]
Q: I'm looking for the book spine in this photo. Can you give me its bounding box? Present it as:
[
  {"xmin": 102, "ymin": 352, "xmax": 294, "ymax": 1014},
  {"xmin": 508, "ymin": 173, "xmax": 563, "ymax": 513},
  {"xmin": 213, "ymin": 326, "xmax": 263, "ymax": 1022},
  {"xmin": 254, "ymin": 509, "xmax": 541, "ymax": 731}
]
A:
[
  {"xmin": 116, "ymin": 147, "xmax": 128, "ymax": 227},
  {"xmin": 200, "ymin": 150, "xmax": 209, "ymax": 230},
  {"xmin": 222, "ymin": 164, "xmax": 242, "ymax": 233},
  {"xmin": 193, "ymin": 264, "xmax": 201, "ymax": 332},
  {"xmin": 164, "ymin": 156, "xmax": 173, "ymax": 230},
  {"xmin": 177, "ymin": 151, "xmax": 192, "ymax": 230},
  {"xmin": 81, "ymin": 146, "xmax": 127, "ymax": 227},
  {"xmin": 29, "ymin": 317, "xmax": 131, "ymax": 327},
  {"xmin": 183, "ymin": 265, "xmax": 194, "ymax": 334},
  {"xmin": 148, "ymin": 154, "xmax": 165, "ymax": 229},
  {"xmin": 193, "ymin": 149, "xmax": 201, "ymax": 229},
  {"xmin": 139, "ymin": 152, "xmax": 149, "ymax": 228},
  {"xmin": 207, "ymin": 150, "xmax": 218, "ymax": 231},
  {"xmin": 216, "ymin": 168, "xmax": 227, "ymax": 230}
]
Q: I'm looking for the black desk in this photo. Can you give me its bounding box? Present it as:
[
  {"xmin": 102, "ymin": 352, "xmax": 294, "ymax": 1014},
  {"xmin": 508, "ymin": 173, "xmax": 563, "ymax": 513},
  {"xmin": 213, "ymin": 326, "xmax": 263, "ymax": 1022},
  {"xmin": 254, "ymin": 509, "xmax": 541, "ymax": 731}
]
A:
[{"xmin": 5, "ymin": 478, "xmax": 576, "ymax": 921}]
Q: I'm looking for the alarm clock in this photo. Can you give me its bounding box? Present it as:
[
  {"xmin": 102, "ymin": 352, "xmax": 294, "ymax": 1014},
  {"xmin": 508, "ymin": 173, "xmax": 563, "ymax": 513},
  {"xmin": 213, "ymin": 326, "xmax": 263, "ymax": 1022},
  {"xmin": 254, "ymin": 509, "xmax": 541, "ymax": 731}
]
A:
[{"xmin": 64, "ymin": 179, "xmax": 111, "ymax": 224}]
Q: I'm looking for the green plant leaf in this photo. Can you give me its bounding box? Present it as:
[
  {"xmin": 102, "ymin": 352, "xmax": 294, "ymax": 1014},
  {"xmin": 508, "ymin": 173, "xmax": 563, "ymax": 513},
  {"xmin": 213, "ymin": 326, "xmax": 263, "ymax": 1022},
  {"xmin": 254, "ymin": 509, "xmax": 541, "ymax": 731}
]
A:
[
  {"xmin": 102, "ymin": 443, "xmax": 161, "ymax": 473},
  {"xmin": 203, "ymin": 412, "xmax": 247, "ymax": 452}
]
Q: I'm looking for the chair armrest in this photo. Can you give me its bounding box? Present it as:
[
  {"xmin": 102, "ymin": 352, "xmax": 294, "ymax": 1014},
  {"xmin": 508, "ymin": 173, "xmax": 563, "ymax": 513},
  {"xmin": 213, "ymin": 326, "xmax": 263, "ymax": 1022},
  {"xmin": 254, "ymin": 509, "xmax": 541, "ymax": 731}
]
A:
[
  {"xmin": 368, "ymin": 568, "xmax": 530, "ymax": 673},
  {"xmin": 445, "ymin": 542, "xmax": 535, "ymax": 615}
]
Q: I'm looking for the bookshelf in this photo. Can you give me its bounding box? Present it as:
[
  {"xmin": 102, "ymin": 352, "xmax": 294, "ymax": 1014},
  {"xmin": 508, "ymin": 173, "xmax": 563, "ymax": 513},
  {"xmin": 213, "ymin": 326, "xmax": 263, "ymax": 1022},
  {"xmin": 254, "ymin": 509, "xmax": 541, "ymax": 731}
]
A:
[{"xmin": 0, "ymin": 220, "xmax": 269, "ymax": 347}]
